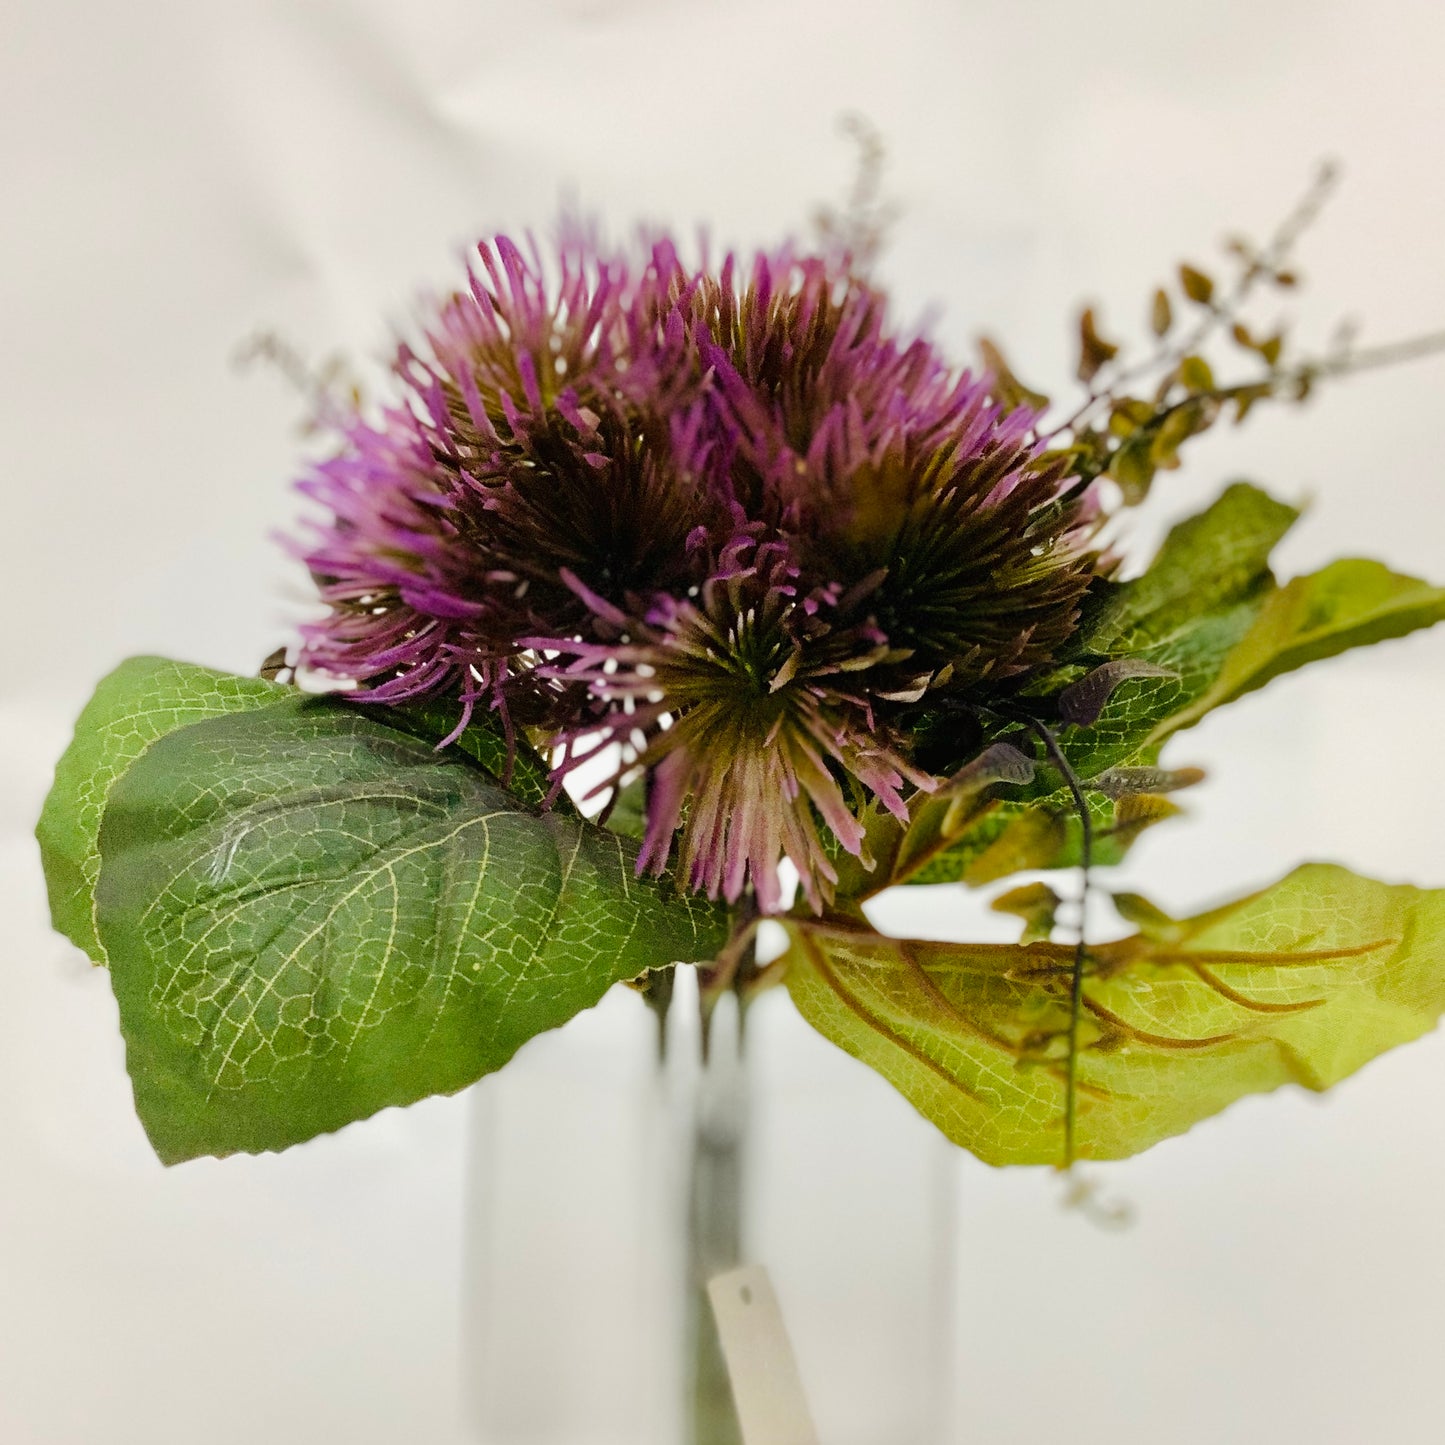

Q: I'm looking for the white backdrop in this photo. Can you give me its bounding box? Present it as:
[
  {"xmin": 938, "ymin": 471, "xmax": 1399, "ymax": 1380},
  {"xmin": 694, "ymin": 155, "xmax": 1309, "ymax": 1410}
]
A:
[{"xmin": 6, "ymin": 2, "xmax": 1445, "ymax": 1441}]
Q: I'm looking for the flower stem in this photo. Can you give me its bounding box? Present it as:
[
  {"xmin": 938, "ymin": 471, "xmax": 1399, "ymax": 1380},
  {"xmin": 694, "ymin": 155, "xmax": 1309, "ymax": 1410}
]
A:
[
  {"xmin": 1026, "ymin": 719, "xmax": 1093, "ymax": 1169},
  {"xmin": 685, "ymin": 969, "xmax": 748, "ymax": 1445}
]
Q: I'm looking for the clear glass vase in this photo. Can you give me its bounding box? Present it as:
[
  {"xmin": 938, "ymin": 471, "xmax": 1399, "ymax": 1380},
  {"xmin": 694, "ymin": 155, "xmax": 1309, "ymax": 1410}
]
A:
[{"xmin": 462, "ymin": 968, "xmax": 957, "ymax": 1445}]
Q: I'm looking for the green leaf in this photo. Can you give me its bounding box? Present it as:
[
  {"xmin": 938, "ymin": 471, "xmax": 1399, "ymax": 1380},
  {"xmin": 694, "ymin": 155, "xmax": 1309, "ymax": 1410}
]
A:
[
  {"xmin": 1150, "ymin": 287, "xmax": 1172, "ymax": 338},
  {"xmin": 1106, "ymin": 434, "xmax": 1157, "ymax": 505},
  {"xmin": 833, "ymin": 744, "xmax": 1037, "ymax": 898},
  {"xmin": 838, "ymin": 483, "xmax": 1445, "ymax": 900},
  {"xmin": 991, "ymin": 882, "xmax": 1061, "ymax": 944},
  {"xmin": 1083, "ymin": 481, "xmax": 1298, "ymax": 654},
  {"xmin": 600, "ymin": 775, "xmax": 648, "ymax": 840},
  {"xmin": 1037, "ymin": 481, "xmax": 1302, "ymax": 780},
  {"xmin": 93, "ymin": 696, "xmax": 729, "ymax": 1163},
  {"xmin": 903, "ymin": 782, "xmax": 1183, "ymax": 887},
  {"xmin": 977, "ymin": 336, "xmax": 1050, "ymax": 413},
  {"xmin": 875, "ymin": 486, "xmax": 1293, "ymax": 889},
  {"xmin": 911, "ymin": 489, "xmax": 1444, "ymax": 889},
  {"xmin": 785, "ymin": 865, "xmax": 1445, "ymax": 1165},
  {"xmin": 1076, "ymin": 306, "xmax": 1119, "ymax": 384},
  {"xmin": 1166, "ymin": 558, "xmax": 1445, "ymax": 732},
  {"xmin": 36, "ymin": 657, "xmax": 286, "ymax": 963},
  {"xmin": 383, "ymin": 696, "xmax": 560, "ymax": 812},
  {"xmin": 1178, "ymin": 263, "xmax": 1215, "ymax": 305},
  {"xmin": 1178, "ymin": 354, "xmax": 1215, "ymax": 392}
]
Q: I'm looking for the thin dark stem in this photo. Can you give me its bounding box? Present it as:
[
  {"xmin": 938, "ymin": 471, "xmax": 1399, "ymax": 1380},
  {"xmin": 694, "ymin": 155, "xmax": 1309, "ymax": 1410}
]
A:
[{"xmin": 1024, "ymin": 720, "xmax": 1093, "ymax": 1168}]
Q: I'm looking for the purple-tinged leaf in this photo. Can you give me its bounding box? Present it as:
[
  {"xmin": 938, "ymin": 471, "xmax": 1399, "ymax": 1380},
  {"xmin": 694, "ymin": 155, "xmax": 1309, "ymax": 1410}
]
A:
[{"xmin": 1057, "ymin": 659, "xmax": 1178, "ymax": 726}]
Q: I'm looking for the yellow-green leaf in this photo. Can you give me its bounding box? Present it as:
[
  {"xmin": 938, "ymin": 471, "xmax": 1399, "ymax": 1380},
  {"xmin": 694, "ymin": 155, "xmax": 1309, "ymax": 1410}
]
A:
[
  {"xmin": 835, "ymin": 744, "xmax": 1036, "ymax": 898},
  {"xmin": 902, "ymin": 783, "xmax": 1180, "ymax": 888},
  {"xmin": 957, "ymin": 805, "xmax": 1069, "ymax": 885},
  {"xmin": 1150, "ymin": 288, "xmax": 1172, "ymax": 338},
  {"xmin": 1178, "ymin": 354, "xmax": 1215, "ymax": 392},
  {"xmin": 991, "ymin": 883, "xmax": 1061, "ymax": 944},
  {"xmin": 785, "ymin": 865, "xmax": 1445, "ymax": 1165},
  {"xmin": 1107, "ymin": 435, "xmax": 1157, "ymax": 504},
  {"xmin": 1166, "ymin": 558, "xmax": 1445, "ymax": 732},
  {"xmin": 1107, "ymin": 396, "xmax": 1155, "ymax": 438}
]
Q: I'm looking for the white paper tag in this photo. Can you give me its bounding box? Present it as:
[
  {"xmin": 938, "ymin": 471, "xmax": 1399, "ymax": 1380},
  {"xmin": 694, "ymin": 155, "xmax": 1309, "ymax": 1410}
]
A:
[{"xmin": 706, "ymin": 1264, "xmax": 821, "ymax": 1445}]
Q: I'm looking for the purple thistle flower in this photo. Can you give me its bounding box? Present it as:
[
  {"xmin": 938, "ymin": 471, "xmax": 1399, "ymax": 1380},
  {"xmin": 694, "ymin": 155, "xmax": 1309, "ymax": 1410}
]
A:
[
  {"xmin": 293, "ymin": 228, "xmax": 1102, "ymax": 911},
  {"xmin": 678, "ymin": 249, "xmax": 1097, "ymax": 693},
  {"xmin": 534, "ymin": 544, "xmax": 931, "ymax": 913},
  {"xmin": 295, "ymin": 232, "xmax": 731, "ymax": 730}
]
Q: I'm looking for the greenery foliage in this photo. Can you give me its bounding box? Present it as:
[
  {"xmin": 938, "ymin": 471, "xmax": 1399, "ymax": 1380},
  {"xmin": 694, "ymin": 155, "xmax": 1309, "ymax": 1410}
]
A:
[
  {"xmin": 784, "ymin": 866, "xmax": 1445, "ymax": 1164},
  {"xmin": 36, "ymin": 172, "xmax": 1445, "ymax": 1169},
  {"xmin": 39, "ymin": 476, "xmax": 1445, "ymax": 1166}
]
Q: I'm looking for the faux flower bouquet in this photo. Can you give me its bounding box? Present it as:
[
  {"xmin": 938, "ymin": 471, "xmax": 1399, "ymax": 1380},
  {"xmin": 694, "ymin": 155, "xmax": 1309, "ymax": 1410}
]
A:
[{"xmin": 37, "ymin": 170, "xmax": 1445, "ymax": 1173}]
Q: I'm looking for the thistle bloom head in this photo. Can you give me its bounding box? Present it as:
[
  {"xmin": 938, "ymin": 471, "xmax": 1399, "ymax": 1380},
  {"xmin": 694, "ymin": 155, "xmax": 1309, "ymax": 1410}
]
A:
[
  {"xmin": 296, "ymin": 232, "xmax": 728, "ymax": 729},
  {"xmin": 294, "ymin": 228, "xmax": 1102, "ymax": 910}
]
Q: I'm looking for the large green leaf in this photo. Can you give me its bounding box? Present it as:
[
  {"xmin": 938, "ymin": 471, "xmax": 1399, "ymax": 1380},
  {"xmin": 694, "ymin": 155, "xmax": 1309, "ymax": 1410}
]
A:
[
  {"xmin": 785, "ymin": 864, "xmax": 1445, "ymax": 1165},
  {"xmin": 36, "ymin": 657, "xmax": 286, "ymax": 963},
  {"xmin": 1080, "ymin": 480, "xmax": 1298, "ymax": 656},
  {"xmin": 1166, "ymin": 557, "xmax": 1445, "ymax": 731},
  {"xmin": 34, "ymin": 657, "xmax": 558, "ymax": 963},
  {"xmin": 94, "ymin": 696, "xmax": 729, "ymax": 1163}
]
